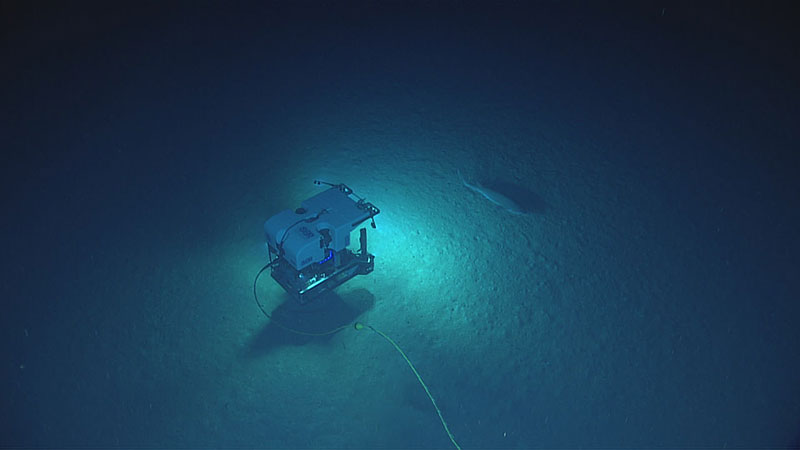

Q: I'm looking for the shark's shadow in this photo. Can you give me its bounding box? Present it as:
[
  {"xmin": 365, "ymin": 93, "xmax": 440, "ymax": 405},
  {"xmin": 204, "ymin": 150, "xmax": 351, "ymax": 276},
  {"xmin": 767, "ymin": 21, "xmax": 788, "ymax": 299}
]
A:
[
  {"xmin": 481, "ymin": 177, "xmax": 549, "ymax": 215},
  {"xmin": 243, "ymin": 288, "xmax": 375, "ymax": 356}
]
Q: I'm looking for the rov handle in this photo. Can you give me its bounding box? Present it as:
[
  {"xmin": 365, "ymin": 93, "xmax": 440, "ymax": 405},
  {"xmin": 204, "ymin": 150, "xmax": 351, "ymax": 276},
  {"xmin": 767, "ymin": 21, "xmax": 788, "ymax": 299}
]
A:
[{"xmin": 314, "ymin": 180, "xmax": 355, "ymax": 196}]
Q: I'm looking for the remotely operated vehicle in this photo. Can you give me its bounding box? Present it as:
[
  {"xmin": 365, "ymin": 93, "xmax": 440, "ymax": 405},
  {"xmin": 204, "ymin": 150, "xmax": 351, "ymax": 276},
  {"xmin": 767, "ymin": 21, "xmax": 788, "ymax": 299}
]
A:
[{"xmin": 263, "ymin": 181, "xmax": 379, "ymax": 303}]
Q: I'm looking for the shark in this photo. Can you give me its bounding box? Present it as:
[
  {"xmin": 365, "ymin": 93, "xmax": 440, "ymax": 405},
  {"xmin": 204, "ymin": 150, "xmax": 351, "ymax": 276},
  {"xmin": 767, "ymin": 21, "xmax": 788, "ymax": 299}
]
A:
[{"xmin": 457, "ymin": 169, "xmax": 527, "ymax": 215}]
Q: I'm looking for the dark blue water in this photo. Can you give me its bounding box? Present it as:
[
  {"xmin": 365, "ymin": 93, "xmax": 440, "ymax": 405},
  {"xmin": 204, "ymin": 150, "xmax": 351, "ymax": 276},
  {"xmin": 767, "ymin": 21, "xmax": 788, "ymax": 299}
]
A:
[{"xmin": 2, "ymin": 2, "xmax": 798, "ymax": 448}]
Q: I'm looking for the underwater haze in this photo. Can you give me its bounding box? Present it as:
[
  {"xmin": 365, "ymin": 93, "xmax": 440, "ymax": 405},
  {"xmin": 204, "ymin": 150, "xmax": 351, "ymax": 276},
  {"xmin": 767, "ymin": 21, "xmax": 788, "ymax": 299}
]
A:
[{"xmin": 2, "ymin": 1, "xmax": 799, "ymax": 448}]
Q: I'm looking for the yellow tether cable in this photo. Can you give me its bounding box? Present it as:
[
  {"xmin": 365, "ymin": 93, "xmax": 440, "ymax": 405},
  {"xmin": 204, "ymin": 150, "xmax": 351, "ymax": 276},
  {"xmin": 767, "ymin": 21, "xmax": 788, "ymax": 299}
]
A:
[
  {"xmin": 354, "ymin": 322, "xmax": 462, "ymax": 450},
  {"xmin": 253, "ymin": 263, "xmax": 461, "ymax": 449}
]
